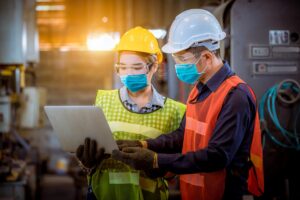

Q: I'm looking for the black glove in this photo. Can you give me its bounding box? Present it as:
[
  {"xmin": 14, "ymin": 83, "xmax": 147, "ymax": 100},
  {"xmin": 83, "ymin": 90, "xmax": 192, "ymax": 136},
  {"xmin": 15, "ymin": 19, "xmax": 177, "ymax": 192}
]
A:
[
  {"xmin": 76, "ymin": 137, "xmax": 106, "ymax": 170},
  {"xmin": 112, "ymin": 147, "xmax": 156, "ymax": 170},
  {"xmin": 116, "ymin": 140, "xmax": 143, "ymax": 150}
]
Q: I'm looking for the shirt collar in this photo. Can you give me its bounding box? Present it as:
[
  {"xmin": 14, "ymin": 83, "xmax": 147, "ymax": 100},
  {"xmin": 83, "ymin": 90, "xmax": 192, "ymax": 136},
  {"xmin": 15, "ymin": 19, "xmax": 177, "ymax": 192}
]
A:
[
  {"xmin": 120, "ymin": 86, "xmax": 165, "ymax": 108},
  {"xmin": 197, "ymin": 61, "xmax": 235, "ymax": 92},
  {"xmin": 150, "ymin": 87, "xmax": 165, "ymax": 107}
]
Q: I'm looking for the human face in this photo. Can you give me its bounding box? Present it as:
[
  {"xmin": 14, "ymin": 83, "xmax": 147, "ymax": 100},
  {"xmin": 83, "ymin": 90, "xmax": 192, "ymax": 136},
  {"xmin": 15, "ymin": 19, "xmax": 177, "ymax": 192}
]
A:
[
  {"xmin": 116, "ymin": 52, "xmax": 157, "ymax": 86},
  {"xmin": 172, "ymin": 49, "xmax": 208, "ymax": 73}
]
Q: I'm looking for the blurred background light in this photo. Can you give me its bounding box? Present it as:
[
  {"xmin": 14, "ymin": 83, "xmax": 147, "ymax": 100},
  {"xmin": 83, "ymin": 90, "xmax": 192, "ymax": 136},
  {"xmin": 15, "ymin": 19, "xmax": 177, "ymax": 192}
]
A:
[
  {"xmin": 86, "ymin": 32, "xmax": 120, "ymax": 51},
  {"xmin": 149, "ymin": 29, "xmax": 167, "ymax": 39},
  {"xmin": 36, "ymin": 5, "xmax": 65, "ymax": 11}
]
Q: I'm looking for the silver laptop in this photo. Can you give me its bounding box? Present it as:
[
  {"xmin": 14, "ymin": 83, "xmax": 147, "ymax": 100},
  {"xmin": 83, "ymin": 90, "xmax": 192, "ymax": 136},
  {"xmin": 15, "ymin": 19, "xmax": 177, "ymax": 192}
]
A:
[{"xmin": 44, "ymin": 105, "xmax": 118, "ymax": 153}]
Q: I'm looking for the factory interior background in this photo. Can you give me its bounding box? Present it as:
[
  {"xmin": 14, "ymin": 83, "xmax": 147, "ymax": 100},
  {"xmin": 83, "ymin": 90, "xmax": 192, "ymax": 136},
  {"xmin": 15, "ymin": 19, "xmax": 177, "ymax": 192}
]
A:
[{"xmin": 0, "ymin": 0, "xmax": 300, "ymax": 199}]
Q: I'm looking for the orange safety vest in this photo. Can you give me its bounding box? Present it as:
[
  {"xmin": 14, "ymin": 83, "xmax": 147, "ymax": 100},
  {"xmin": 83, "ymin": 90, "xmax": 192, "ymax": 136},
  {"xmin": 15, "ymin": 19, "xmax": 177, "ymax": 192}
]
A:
[{"xmin": 180, "ymin": 75, "xmax": 264, "ymax": 200}]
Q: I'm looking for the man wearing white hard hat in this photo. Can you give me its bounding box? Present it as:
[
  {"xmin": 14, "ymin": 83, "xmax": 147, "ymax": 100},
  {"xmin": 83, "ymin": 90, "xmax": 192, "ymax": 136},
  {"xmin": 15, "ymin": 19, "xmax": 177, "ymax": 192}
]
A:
[{"xmin": 113, "ymin": 9, "xmax": 264, "ymax": 200}]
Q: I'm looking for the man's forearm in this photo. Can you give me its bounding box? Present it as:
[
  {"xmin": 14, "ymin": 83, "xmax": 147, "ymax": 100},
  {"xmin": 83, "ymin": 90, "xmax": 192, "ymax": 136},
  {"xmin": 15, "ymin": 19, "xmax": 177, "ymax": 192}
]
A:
[
  {"xmin": 146, "ymin": 127, "xmax": 184, "ymax": 153},
  {"xmin": 146, "ymin": 115, "xmax": 186, "ymax": 153}
]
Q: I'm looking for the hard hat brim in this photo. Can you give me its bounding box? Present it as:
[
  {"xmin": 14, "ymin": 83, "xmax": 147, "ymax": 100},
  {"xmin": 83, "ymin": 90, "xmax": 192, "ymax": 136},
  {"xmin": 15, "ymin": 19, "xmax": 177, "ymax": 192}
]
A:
[{"xmin": 162, "ymin": 43, "xmax": 186, "ymax": 54}]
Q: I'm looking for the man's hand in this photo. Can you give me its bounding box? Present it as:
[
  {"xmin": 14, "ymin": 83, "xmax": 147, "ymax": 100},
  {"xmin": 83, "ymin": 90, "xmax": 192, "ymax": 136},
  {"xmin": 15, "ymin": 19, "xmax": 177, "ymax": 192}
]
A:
[
  {"xmin": 75, "ymin": 137, "xmax": 106, "ymax": 169},
  {"xmin": 112, "ymin": 147, "xmax": 157, "ymax": 170},
  {"xmin": 116, "ymin": 140, "xmax": 143, "ymax": 150}
]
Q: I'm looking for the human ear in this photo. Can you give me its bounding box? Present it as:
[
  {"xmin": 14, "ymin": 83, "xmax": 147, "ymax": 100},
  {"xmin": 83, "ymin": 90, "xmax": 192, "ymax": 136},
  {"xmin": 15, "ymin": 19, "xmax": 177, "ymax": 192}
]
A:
[
  {"xmin": 202, "ymin": 51, "xmax": 213, "ymax": 66},
  {"xmin": 150, "ymin": 62, "xmax": 158, "ymax": 74}
]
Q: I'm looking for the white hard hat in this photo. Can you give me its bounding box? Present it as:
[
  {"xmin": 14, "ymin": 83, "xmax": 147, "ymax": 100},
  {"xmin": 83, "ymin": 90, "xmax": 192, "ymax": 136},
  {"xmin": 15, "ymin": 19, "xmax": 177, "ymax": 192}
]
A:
[{"xmin": 162, "ymin": 9, "xmax": 226, "ymax": 54}]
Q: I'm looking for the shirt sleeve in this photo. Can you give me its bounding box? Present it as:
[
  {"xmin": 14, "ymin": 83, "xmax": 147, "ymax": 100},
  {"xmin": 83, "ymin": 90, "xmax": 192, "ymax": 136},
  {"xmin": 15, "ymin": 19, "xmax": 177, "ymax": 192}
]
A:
[
  {"xmin": 156, "ymin": 85, "xmax": 256, "ymax": 174},
  {"xmin": 146, "ymin": 113, "xmax": 186, "ymax": 154}
]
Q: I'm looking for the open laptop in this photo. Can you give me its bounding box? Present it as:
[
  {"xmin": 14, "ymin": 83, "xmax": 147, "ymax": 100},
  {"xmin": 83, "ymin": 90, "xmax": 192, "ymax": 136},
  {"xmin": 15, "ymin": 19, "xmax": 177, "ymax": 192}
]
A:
[{"xmin": 44, "ymin": 105, "xmax": 118, "ymax": 153}]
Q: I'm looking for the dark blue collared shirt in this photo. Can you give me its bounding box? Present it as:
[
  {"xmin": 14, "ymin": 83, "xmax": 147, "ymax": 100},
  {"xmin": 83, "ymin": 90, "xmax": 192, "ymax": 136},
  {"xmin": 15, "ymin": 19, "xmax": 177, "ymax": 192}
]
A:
[{"xmin": 147, "ymin": 62, "xmax": 256, "ymax": 200}]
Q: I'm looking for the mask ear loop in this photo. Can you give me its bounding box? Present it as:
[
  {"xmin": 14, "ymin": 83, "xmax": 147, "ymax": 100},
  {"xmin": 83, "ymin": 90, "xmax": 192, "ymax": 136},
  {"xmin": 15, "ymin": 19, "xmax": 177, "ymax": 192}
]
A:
[
  {"xmin": 200, "ymin": 64, "xmax": 208, "ymax": 74},
  {"xmin": 190, "ymin": 54, "xmax": 208, "ymax": 93},
  {"xmin": 147, "ymin": 61, "xmax": 160, "ymax": 89},
  {"xmin": 193, "ymin": 51, "xmax": 209, "ymax": 74}
]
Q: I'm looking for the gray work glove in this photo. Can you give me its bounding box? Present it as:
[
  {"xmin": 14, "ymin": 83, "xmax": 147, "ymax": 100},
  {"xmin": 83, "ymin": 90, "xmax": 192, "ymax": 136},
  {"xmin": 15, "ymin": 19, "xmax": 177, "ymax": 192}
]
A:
[
  {"xmin": 116, "ymin": 140, "xmax": 143, "ymax": 150},
  {"xmin": 112, "ymin": 147, "xmax": 157, "ymax": 170},
  {"xmin": 76, "ymin": 137, "xmax": 107, "ymax": 170}
]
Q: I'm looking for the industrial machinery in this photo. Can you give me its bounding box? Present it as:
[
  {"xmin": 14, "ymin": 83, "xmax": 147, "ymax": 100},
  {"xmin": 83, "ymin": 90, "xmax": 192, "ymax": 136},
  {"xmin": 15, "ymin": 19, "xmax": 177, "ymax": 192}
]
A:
[
  {"xmin": 0, "ymin": 0, "xmax": 40, "ymax": 199},
  {"xmin": 228, "ymin": 0, "xmax": 300, "ymax": 199},
  {"xmin": 230, "ymin": 0, "xmax": 300, "ymax": 100}
]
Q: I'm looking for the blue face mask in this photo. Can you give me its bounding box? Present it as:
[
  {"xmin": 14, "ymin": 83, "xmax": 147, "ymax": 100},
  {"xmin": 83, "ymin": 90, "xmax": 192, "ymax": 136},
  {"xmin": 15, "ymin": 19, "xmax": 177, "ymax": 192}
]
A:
[
  {"xmin": 175, "ymin": 57, "xmax": 206, "ymax": 84},
  {"xmin": 120, "ymin": 74, "xmax": 148, "ymax": 92}
]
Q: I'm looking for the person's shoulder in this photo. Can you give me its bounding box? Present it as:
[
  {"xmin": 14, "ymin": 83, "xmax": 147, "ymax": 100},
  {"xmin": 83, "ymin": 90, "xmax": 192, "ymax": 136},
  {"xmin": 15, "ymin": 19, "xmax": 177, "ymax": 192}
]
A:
[
  {"xmin": 227, "ymin": 84, "xmax": 256, "ymax": 111},
  {"xmin": 95, "ymin": 89, "xmax": 119, "ymax": 104},
  {"xmin": 165, "ymin": 98, "xmax": 185, "ymax": 107},
  {"xmin": 96, "ymin": 89, "xmax": 118, "ymax": 97},
  {"xmin": 165, "ymin": 98, "xmax": 186, "ymax": 115}
]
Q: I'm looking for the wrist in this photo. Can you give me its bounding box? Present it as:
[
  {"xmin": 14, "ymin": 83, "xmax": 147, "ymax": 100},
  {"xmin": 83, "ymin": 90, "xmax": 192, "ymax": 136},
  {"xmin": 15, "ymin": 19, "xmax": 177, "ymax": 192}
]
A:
[
  {"xmin": 153, "ymin": 153, "xmax": 159, "ymax": 168},
  {"xmin": 78, "ymin": 160, "xmax": 95, "ymax": 174},
  {"xmin": 140, "ymin": 140, "xmax": 148, "ymax": 148}
]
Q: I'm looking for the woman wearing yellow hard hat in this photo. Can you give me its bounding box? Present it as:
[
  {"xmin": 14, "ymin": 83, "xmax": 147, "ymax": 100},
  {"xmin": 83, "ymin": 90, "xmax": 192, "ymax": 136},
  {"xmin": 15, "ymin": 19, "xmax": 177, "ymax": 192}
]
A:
[{"xmin": 75, "ymin": 26, "xmax": 185, "ymax": 200}]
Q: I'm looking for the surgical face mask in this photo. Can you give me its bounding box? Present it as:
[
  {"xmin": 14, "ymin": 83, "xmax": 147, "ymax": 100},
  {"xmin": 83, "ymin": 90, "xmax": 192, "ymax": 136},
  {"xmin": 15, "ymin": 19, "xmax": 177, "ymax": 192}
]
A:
[
  {"xmin": 175, "ymin": 56, "xmax": 207, "ymax": 84},
  {"xmin": 120, "ymin": 74, "xmax": 148, "ymax": 92}
]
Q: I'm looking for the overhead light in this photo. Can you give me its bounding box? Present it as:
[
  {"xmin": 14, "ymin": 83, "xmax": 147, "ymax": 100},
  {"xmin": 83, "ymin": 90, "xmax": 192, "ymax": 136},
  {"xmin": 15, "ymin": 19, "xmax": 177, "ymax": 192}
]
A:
[
  {"xmin": 102, "ymin": 17, "xmax": 108, "ymax": 23},
  {"xmin": 36, "ymin": 0, "xmax": 64, "ymax": 2},
  {"xmin": 59, "ymin": 46, "xmax": 70, "ymax": 52},
  {"xmin": 149, "ymin": 29, "xmax": 167, "ymax": 39},
  {"xmin": 87, "ymin": 32, "xmax": 120, "ymax": 51},
  {"xmin": 36, "ymin": 5, "xmax": 65, "ymax": 11}
]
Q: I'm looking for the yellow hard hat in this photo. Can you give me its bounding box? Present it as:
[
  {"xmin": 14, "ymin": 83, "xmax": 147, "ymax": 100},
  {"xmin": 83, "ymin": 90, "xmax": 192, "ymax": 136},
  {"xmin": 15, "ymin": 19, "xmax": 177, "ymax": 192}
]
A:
[{"xmin": 115, "ymin": 26, "xmax": 163, "ymax": 63}]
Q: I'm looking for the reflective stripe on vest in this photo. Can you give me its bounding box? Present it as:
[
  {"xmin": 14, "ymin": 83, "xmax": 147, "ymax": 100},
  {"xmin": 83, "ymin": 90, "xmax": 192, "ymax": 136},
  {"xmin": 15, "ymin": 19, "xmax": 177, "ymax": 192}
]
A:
[
  {"xmin": 181, "ymin": 75, "xmax": 264, "ymax": 200},
  {"xmin": 109, "ymin": 172, "xmax": 140, "ymax": 185},
  {"xmin": 108, "ymin": 121, "xmax": 163, "ymax": 139}
]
